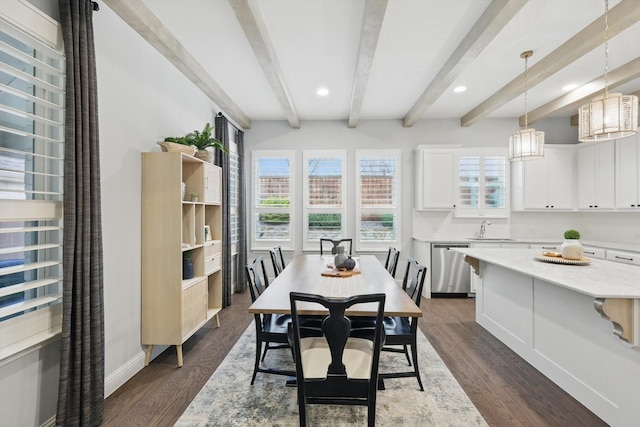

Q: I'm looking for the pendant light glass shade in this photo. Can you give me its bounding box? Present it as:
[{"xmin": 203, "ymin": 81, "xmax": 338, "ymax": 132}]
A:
[
  {"xmin": 509, "ymin": 128, "xmax": 544, "ymax": 160},
  {"xmin": 578, "ymin": 0, "xmax": 638, "ymax": 142},
  {"xmin": 578, "ymin": 92, "xmax": 638, "ymax": 142},
  {"xmin": 509, "ymin": 50, "xmax": 544, "ymax": 161}
]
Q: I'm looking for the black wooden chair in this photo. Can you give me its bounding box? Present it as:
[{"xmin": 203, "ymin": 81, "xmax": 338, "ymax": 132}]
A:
[
  {"xmin": 319, "ymin": 238, "xmax": 353, "ymax": 256},
  {"xmin": 269, "ymin": 245, "xmax": 286, "ymax": 277},
  {"xmin": 379, "ymin": 257, "xmax": 427, "ymax": 390},
  {"xmin": 383, "ymin": 246, "xmax": 400, "ymax": 278},
  {"xmin": 245, "ymin": 256, "xmax": 295, "ymax": 384},
  {"xmin": 288, "ymin": 291, "xmax": 386, "ymax": 427}
]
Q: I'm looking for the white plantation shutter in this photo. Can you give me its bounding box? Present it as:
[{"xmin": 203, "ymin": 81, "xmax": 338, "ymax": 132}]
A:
[
  {"xmin": 303, "ymin": 151, "xmax": 346, "ymax": 249},
  {"xmin": 0, "ymin": 13, "xmax": 65, "ymax": 359},
  {"xmin": 252, "ymin": 150, "xmax": 295, "ymax": 249},
  {"xmin": 356, "ymin": 150, "xmax": 400, "ymax": 250},
  {"xmin": 456, "ymin": 149, "xmax": 508, "ymax": 217},
  {"xmin": 228, "ymin": 129, "xmax": 239, "ymax": 254}
]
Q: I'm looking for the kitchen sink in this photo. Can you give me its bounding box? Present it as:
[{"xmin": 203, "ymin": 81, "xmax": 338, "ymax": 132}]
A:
[{"xmin": 467, "ymin": 237, "xmax": 516, "ymax": 241}]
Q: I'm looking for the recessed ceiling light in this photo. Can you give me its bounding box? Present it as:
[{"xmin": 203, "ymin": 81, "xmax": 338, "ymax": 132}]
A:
[
  {"xmin": 316, "ymin": 87, "xmax": 329, "ymax": 96},
  {"xmin": 562, "ymin": 84, "xmax": 578, "ymax": 91},
  {"xmin": 453, "ymin": 86, "xmax": 467, "ymax": 93}
]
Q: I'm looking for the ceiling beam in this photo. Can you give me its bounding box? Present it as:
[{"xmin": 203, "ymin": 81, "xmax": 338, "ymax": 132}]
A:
[
  {"xmin": 103, "ymin": 0, "xmax": 251, "ymax": 129},
  {"xmin": 348, "ymin": 0, "xmax": 388, "ymax": 128},
  {"xmin": 521, "ymin": 58, "xmax": 640, "ymax": 126},
  {"xmin": 569, "ymin": 88, "xmax": 640, "ymax": 126},
  {"xmin": 229, "ymin": 0, "xmax": 300, "ymax": 129},
  {"xmin": 403, "ymin": 0, "xmax": 527, "ymax": 128},
  {"xmin": 461, "ymin": 0, "xmax": 640, "ymax": 127}
]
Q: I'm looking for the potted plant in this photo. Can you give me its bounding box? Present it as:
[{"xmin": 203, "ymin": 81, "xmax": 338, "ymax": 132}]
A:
[
  {"xmin": 561, "ymin": 229, "xmax": 583, "ymax": 260},
  {"xmin": 190, "ymin": 192, "xmax": 198, "ymax": 202},
  {"xmin": 161, "ymin": 123, "xmax": 228, "ymax": 161}
]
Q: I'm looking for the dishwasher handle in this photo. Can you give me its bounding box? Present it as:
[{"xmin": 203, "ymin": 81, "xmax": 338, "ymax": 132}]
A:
[{"xmin": 432, "ymin": 244, "xmax": 470, "ymax": 249}]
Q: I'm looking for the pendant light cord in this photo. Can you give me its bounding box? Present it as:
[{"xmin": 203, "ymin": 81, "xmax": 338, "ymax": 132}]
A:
[
  {"xmin": 604, "ymin": 0, "xmax": 609, "ymax": 97},
  {"xmin": 524, "ymin": 54, "xmax": 529, "ymax": 129}
]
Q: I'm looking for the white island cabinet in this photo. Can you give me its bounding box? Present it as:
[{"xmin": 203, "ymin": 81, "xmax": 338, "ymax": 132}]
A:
[{"xmin": 457, "ymin": 247, "xmax": 640, "ymax": 427}]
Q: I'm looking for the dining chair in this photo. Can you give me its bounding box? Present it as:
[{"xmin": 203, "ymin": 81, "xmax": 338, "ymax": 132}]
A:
[
  {"xmin": 288, "ymin": 291, "xmax": 386, "ymax": 427},
  {"xmin": 378, "ymin": 257, "xmax": 427, "ymax": 390},
  {"xmin": 383, "ymin": 246, "xmax": 400, "ymax": 278},
  {"xmin": 269, "ymin": 244, "xmax": 286, "ymax": 277},
  {"xmin": 319, "ymin": 238, "xmax": 353, "ymax": 256},
  {"xmin": 245, "ymin": 256, "xmax": 295, "ymax": 384}
]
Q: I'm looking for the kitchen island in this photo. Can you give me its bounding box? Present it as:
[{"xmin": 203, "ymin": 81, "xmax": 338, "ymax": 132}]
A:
[{"xmin": 455, "ymin": 247, "xmax": 640, "ymax": 427}]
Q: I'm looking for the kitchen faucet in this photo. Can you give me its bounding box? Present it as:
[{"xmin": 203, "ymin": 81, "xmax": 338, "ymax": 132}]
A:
[{"xmin": 479, "ymin": 220, "xmax": 491, "ymax": 239}]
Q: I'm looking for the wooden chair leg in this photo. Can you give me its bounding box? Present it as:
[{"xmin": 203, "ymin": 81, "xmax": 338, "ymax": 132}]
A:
[
  {"xmin": 251, "ymin": 340, "xmax": 262, "ymax": 385},
  {"xmin": 411, "ymin": 341, "xmax": 424, "ymax": 391},
  {"xmin": 403, "ymin": 344, "xmax": 411, "ymax": 366}
]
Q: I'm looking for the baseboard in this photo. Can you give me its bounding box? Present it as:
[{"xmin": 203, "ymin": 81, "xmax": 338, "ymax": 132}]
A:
[
  {"xmin": 104, "ymin": 350, "xmax": 146, "ymax": 397},
  {"xmin": 41, "ymin": 415, "xmax": 55, "ymax": 427}
]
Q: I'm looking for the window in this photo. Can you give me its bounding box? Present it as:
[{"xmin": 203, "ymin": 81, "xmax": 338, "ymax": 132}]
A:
[
  {"xmin": 251, "ymin": 150, "xmax": 295, "ymax": 250},
  {"xmin": 0, "ymin": 11, "xmax": 65, "ymax": 359},
  {"xmin": 356, "ymin": 150, "xmax": 400, "ymax": 251},
  {"xmin": 457, "ymin": 149, "xmax": 508, "ymax": 217},
  {"xmin": 302, "ymin": 150, "xmax": 347, "ymax": 251}
]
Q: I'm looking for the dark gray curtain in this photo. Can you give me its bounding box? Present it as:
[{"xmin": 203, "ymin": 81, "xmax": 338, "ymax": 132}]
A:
[
  {"xmin": 235, "ymin": 129, "xmax": 247, "ymax": 293},
  {"xmin": 215, "ymin": 114, "xmax": 231, "ymax": 307},
  {"xmin": 56, "ymin": 1, "xmax": 105, "ymax": 426}
]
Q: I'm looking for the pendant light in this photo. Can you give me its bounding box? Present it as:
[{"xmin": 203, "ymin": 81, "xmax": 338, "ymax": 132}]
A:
[
  {"xmin": 509, "ymin": 50, "xmax": 544, "ymax": 161},
  {"xmin": 578, "ymin": 0, "xmax": 638, "ymax": 142}
]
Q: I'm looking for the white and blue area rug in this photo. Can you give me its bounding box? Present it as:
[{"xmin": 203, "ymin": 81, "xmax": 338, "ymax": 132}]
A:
[{"xmin": 175, "ymin": 325, "xmax": 487, "ymax": 426}]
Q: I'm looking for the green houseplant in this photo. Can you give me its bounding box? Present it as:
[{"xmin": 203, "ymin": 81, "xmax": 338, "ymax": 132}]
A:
[
  {"xmin": 561, "ymin": 229, "xmax": 583, "ymax": 260},
  {"xmin": 165, "ymin": 123, "xmax": 228, "ymax": 162},
  {"xmin": 564, "ymin": 229, "xmax": 580, "ymax": 239}
]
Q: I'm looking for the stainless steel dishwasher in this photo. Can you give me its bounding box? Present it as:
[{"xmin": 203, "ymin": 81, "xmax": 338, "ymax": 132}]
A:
[{"xmin": 431, "ymin": 243, "xmax": 470, "ymax": 295}]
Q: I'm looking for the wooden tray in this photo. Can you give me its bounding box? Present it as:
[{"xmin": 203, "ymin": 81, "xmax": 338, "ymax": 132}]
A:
[
  {"xmin": 534, "ymin": 254, "xmax": 591, "ymax": 265},
  {"xmin": 321, "ymin": 269, "xmax": 361, "ymax": 278}
]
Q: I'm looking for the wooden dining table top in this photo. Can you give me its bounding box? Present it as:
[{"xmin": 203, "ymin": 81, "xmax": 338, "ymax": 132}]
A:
[{"xmin": 248, "ymin": 254, "xmax": 423, "ymax": 317}]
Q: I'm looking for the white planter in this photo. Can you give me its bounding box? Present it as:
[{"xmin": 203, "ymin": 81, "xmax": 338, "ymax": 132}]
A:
[{"xmin": 561, "ymin": 239, "xmax": 584, "ymax": 260}]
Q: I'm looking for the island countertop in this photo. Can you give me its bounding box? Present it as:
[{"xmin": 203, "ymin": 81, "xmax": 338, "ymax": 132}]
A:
[{"xmin": 454, "ymin": 247, "xmax": 640, "ymax": 299}]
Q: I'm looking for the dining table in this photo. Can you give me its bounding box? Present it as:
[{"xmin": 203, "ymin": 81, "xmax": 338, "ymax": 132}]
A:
[{"xmin": 248, "ymin": 254, "xmax": 422, "ymax": 318}]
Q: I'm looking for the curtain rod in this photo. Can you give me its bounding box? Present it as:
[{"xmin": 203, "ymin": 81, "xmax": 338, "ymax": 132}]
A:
[{"xmin": 217, "ymin": 112, "xmax": 242, "ymax": 133}]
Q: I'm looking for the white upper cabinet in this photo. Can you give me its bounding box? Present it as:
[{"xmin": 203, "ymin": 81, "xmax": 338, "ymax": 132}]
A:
[
  {"xmin": 577, "ymin": 141, "xmax": 615, "ymax": 210},
  {"xmin": 615, "ymin": 135, "xmax": 640, "ymax": 209},
  {"xmin": 415, "ymin": 148, "xmax": 458, "ymax": 209},
  {"xmin": 512, "ymin": 145, "xmax": 575, "ymax": 210}
]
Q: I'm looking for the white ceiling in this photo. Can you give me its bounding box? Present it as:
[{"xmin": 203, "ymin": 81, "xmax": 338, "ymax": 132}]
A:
[{"xmin": 103, "ymin": 0, "xmax": 640, "ymax": 130}]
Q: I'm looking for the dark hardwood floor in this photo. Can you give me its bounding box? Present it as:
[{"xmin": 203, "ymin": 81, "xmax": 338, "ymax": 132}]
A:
[{"xmin": 102, "ymin": 292, "xmax": 608, "ymax": 427}]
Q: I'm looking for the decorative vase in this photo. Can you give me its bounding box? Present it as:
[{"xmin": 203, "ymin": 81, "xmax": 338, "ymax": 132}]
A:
[
  {"xmin": 195, "ymin": 149, "xmax": 213, "ymax": 163},
  {"xmin": 181, "ymin": 182, "xmax": 186, "ymax": 200},
  {"xmin": 343, "ymin": 256, "xmax": 356, "ymax": 271},
  {"xmin": 560, "ymin": 239, "xmax": 584, "ymax": 260},
  {"xmin": 183, "ymin": 256, "xmax": 194, "ymax": 280},
  {"xmin": 334, "ymin": 246, "xmax": 347, "ymax": 269}
]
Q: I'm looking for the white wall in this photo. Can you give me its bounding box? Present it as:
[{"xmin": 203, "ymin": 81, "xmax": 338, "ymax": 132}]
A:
[
  {"xmin": 95, "ymin": 4, "xmax": 226, "ymax": 393},
  {"xmin": 2, "ymin": 1, "xmax": 227, "ymax": 425},
  {"xmin": 245, "ymin": 117, "xmax": 586, "ymax": 260}
]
